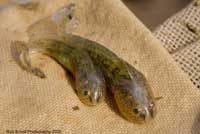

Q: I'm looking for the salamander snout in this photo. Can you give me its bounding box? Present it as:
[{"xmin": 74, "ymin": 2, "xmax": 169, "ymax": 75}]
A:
[
  {"xmin": 132, "ymin": 106, "xmax": 153, "ymax": 123},
  {"xmin": 77, "ymin": 89, "xmax": 105, "ymax": 106},
  {"xmin": 89, "ymin": 91, "xmax": 104, "ymax": 105}
]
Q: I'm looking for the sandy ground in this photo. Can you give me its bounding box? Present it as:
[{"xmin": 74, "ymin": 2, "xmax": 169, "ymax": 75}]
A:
[{"xmin": 123, "ymin": 0, "xmax": 191, "ymax": 30}]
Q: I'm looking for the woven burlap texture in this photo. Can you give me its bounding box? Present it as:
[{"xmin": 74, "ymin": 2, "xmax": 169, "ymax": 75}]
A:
[
  {"xmin": 0, "ymin": 0, "xmax": 200, "ymax": 134},
  {"xmin": 154, "ymin": 1, "xmax": 200, "ymax": 89}
]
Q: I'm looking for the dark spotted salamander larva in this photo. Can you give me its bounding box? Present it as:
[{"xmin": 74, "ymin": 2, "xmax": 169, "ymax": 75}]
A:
[{"xmin": 10, "ymin": 39, "xmax": 106, "ymax": 106}]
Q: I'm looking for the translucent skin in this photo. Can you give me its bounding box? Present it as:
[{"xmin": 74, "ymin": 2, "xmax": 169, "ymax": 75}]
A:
[{"xmin": 10, "ymin": 39, "xmax": 106, "ymax": 106}]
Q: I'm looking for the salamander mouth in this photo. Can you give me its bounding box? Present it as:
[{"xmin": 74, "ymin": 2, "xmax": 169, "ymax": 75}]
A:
[
  {"xmin": 135, "ymin": 107, "xmax": 154, "ymax": 123},
  {"xmin": 89, "ymin": 91, "xmax": 104, "ymax": 104},
  {"xmin": 78, "ymin": 91, "xmax": 104, "ymax": 106}
]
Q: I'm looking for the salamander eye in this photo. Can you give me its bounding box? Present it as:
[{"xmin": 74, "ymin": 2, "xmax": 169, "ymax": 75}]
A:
[
  {"xmin": 68, "ymin": 14, "xmax": 72, "ymax": 20},
  {"xmin": 83, "ymin": 91, "xmax": 89, "ymax": 96},
  {"xmin": 133, "ymin": 108, "xmax": 139, "ymax": 114}
]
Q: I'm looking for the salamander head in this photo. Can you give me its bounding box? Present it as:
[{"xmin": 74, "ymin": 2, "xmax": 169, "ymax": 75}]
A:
[
  {"xmin": 113, "ymin": 78, "xmax": 156, "ymax": 124},
  {"xmin": 76, "ymin": 71, "xmax": 106, "ymax": 106},
  {"xmin": 51, "ymin": 3, "xmax": 76, "ymax": 33}
]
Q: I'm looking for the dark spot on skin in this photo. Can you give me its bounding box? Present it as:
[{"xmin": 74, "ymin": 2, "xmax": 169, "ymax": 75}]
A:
[
  {"xmin": 112, "ymin": 67, "xmax": 120, "ymax": 75},
  {"xmin": 96, "ymin": 54, "xmax": 101, "ymax": 60},
  {"xmin": 72, "ymin": 106, "xmax": 80, "ymax": 111}
]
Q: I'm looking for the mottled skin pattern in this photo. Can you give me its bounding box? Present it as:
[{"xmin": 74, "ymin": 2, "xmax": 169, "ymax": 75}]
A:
[
  {"xmin": 10, "ymin": 39, "xmax": 106, "ymax": 106},
  {"xmin": 60, "ymin": 34, "xmax": 157, "ymax": 123},
  {"xmin": 37, "ymin": 39, "xmax": 106, "ymax": 105}
]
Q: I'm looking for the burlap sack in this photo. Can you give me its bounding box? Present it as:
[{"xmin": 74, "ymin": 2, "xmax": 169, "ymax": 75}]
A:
[{"xmin": 0, "ymin": 0, "xmax": 200, "ymax": 134}]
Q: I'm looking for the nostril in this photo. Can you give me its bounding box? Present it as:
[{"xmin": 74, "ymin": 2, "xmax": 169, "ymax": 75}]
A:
[
  {"xmin": 96, "ymin": 95, "xmax": 100, "ymax": 102},
  {"xmin": 89, "ymin": 97, "xmax": 93, "ymax": 103},
  {"xmin": 97, "ymin": 92, "xmax": 103, "ymax": 102},
  {"xmin": 139, "ymin": 112, "xmax": 146, "ymax": 120},
  {"xmin": 134, "ymin": 108, "xmax": 147, "ymax": 120},
  {"xmin": 89, "ymin": 93, "xmax": 100, "ymax": 104},
  {"xmin": 89, "ymin": 96, "xmax": 98, "ymax": 104}
]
